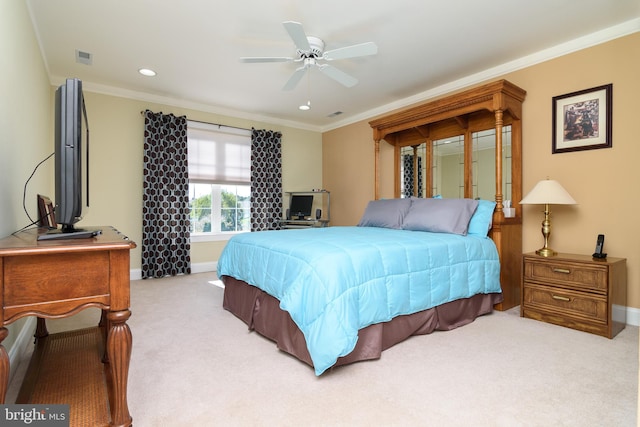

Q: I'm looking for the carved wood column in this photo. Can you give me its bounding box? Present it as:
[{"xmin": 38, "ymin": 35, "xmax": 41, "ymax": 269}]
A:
[
  {"xmin": 426, "ymin": 141, "xmax": 433, "ymax": 198},
  {"xmin": 412, "ymin": 145, "xmax": 419, "ymax": 197},
  {"xmin": 494, "ymin": 109, "xmax": 504, "ymax": 214},
  {"xmin": 106, "ymin": 309, "xmax": 132, "ymax": 427},
  {"xmin": 374, "ymin": 139, "xmax": 380, "ymax": 199},
  {"xmin": 464, "ymin": 130, "xmax": 473, "ymax": 198}
]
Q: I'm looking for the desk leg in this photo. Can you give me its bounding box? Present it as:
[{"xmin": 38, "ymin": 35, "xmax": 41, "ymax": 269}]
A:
[
  {"xmin": 106, "ymin": 310, "xmax": 132, "ymax": 427},
  {"xmin": 35, "ymin": 317, "xmax": 49, "ymax": 341},
  {"xmin": 0, "ymin": 327, "xmax": 8, "ymax": 403}
]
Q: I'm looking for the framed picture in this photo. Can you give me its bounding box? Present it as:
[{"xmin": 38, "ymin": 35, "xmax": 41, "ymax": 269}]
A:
[
  {"xmin": 37, "ymin": 194, "xmax": 56, "ymax": 228},
  {"xmin": 552, "ymin": 84, "xmax": 612, "ymax": 154}
]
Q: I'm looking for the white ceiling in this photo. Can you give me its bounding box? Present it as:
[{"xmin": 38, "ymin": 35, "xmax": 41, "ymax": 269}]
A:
[{"xmin": 26, "ymin": 0, "xmax": 640, "ymax": 132}]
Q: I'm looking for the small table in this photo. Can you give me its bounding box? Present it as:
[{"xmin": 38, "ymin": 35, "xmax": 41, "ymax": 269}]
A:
[
  {"xmin": 521, "ymin": 252, "xmax": 627, "ymax": 338},
  {"xmin": 0, "ymin": 226, "xmax": 135, "ymax": 426}
]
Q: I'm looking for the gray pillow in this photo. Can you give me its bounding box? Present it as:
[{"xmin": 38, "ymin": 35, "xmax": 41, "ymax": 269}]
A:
[
  {"xmin": 402, "ymin": 198, "xmax": 479, "ymax": 235},
  {"xmin": 357, "ymin": 198, "xmax": 412, "ymax": 229}
]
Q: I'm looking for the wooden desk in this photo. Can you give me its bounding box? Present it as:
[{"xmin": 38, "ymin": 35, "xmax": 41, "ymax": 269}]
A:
[{"xmin": 0, "ymin": 226, "xmax": 135, "ymax": 427}]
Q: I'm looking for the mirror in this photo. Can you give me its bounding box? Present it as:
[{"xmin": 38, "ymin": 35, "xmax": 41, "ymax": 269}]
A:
[
  {"xmin": 398, "ymin": 125, "xmax": 512, "ymax": 202},
  {"xmin": 400, "ymin": 144, "xmax": 425, "ymax": 198},
  {"xmin": 472, "ymin": 126, "xmax": 512, "ymax": 201},
  {"xmin": 431, "ymin": 135, "xmax": 465, "ymax": 198}
]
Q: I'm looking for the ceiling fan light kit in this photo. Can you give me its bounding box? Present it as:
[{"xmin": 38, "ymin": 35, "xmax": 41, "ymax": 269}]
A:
[{"xmin": 240, "ymin": 21, "xmax": 377, "ymax": 91}]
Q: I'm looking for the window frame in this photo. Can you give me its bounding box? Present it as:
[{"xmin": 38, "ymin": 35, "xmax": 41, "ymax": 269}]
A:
[{"xmin": 187, "ymin": 121, "xmax": 252, "ymax": 242}]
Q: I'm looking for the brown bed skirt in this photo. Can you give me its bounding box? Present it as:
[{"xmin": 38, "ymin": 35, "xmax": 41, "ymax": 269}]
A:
[{"xmin": 221, "ymin": 275, "xmax": 503, "ymax": 372}]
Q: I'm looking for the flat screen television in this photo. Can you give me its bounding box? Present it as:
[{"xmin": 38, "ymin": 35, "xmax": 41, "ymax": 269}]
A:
[
  {"xmin": 38, "ymin": 78, "xmax": 97, "ymax": 240},
  {"xmin": 288, "ymin": 195, "xmax": 314, "ymax": 220}
]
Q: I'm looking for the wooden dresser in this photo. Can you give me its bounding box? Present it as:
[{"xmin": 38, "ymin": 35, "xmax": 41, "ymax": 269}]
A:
[{"xmin": 521, "ymin": 252, "xmax": 626, "ymax": 338}]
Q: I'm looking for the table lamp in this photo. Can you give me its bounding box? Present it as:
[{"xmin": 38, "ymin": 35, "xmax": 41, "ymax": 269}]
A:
[{"xmin": 520, "ymin": 178, "xmax": 577, "ymax": 257}]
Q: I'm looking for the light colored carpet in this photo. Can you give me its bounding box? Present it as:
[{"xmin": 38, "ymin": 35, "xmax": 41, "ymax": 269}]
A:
[{"xmin": 8, "ymin": 272, "xmax": 639, "ymax": 426}]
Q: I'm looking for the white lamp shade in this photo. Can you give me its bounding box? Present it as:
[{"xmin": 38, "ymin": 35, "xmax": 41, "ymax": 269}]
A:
[{"xmin": 520, "ymin": 179, "xmax": 577, "ymax": 205}]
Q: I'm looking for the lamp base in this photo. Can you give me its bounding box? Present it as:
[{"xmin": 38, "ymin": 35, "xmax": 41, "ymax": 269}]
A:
[{"xmin": 536, "ymin": 247, "xmax": 557, "ymax": 257}]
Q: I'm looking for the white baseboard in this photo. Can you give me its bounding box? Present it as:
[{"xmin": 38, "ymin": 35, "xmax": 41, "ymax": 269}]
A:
[
  {"xmin": 130, "ymin": 269, "xmax": 142, "ymax": 281},
  {"xmin": 129, "ymin": 261, "xmax": 217, "ymax": 281},
  {"xmin": 191, "ymin": 261, "xmax": 217, "ymax": 274},
  {"xmin": 625, "ymin": 305, "xmax": 640, "ymax": 327},
  {"xmin": 7, "ymin": 316, "xmax": 35, "ymax": 383}
]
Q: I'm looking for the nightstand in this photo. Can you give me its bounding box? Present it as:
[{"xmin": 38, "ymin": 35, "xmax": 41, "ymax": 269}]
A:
[{"xmin": 521, "ymin": 252, "xmax": 627, "ymax": 338}]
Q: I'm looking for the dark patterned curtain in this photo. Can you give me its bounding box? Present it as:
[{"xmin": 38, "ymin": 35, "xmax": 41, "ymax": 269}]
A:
[
  {"xmin": 142, "ymin": 110, "xmax": 191, "ymax": 278},
  {"xmin": 250, "ymin": 129, "xmax": 282, "ymax": 231},
  {"xmin": 403, "ymin": 154, "xmax": 423, "ymax": 198}
]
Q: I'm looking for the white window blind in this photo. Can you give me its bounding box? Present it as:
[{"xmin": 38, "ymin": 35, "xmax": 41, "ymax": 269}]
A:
[{"xmin": 187, "ymin": 121, "xmax": 251, "ymax": 185}]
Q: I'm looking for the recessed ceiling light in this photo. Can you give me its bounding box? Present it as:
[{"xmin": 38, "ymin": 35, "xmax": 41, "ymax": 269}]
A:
[
  {"xmin": 138, "ymin": 68, "xmax": 156, "ymax": 77},
  {"xmin": 299, "ymin": 101, "xmax": 311, "ymax": 111}
]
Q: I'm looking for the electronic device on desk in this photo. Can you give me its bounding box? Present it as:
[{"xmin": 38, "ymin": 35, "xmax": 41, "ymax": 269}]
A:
[
  {"xmin": 592, "ymin": 234, "xmax": 607, "ymax": 259},
  {"xmin": 37, "ymin": 78, "xmax": 98, "ymax": 241},
  {"xmin": 288, "ymin": 195, "xmax": 313, "ymax": 220}
]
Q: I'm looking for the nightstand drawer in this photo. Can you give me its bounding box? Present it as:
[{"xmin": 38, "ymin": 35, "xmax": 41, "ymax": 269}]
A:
[
  {"xmin": 523, "ymin": 283, "xmax": 607, "ymax": 322},
  {"xmin": 523, "ymin": 259, "xmax": 608, "ymax": 293}
]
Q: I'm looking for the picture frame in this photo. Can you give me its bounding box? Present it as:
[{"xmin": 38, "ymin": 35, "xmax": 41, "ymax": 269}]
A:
[
  {"xmin": 552, "ymin": 84, "xmax": 612, "ymax": 154},
  {"xmin": 37, "ymin": 194, "xmax": 56, "ymax": 228}
]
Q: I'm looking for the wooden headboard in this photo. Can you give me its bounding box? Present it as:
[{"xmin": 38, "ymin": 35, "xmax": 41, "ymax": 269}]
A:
[{"xmin": 369, "ymin": 79, "xmax": 527, "ymax": 311}]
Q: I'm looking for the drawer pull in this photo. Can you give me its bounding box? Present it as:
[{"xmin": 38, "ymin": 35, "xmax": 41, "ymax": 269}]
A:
[
  {"xmin": 552, "ymin": 295, "xmax": 571, "ymax": 302},
  {"xmin": 553, "ymin": 268, "xmax": 571, "ymax": 274}
]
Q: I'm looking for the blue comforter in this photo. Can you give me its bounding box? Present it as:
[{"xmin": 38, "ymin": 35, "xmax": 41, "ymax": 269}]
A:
[{"xmin": 217, "ymin": 226, "xmax": 501, "ymax": 375}]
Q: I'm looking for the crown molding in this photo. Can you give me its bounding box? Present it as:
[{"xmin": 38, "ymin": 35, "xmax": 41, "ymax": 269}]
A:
[
  {"xmin": 49, "ymin": 18, "xmax": 639, "ymax": 135},
  {"xmin": 323, "ymin": 18, "xmax": 640, "ymax": 132}
]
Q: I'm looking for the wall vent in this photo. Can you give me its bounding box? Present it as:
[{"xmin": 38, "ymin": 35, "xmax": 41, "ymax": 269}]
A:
[{"xmin": 75, "ymin": 50, "xmax": 93, "ymax": 65}]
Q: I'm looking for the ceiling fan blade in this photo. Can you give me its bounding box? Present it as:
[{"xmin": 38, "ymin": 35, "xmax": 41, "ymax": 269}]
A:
[
  {"xmin": 283, "ymin": 21, "xmax": 311, "ymax": 52},
  {"xmin": 318, "ymin": 64, "xmax": 358, "ymax": 87},
  {"xmin": 282, "ymin": 66, "xmax": 307, "ymax": 91},
  {"xmin": 323, "ymin": 42, "xmax": 378, "ymax": 61},
  {"xmin": 240, "ymin": 57, "xmax": 293, "ymax": 63}
]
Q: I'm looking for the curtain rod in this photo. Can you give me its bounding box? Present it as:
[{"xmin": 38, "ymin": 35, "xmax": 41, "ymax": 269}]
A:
[
  {"xmin": 188, "ymin": 118, "xmax": 251, "ymax": 132},
  {"xmin": 139, "ymin": 111, "xmax": 251, "ymax": 132}
]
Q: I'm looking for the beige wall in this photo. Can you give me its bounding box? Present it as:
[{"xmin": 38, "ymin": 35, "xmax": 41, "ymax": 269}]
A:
[
  {"xmin": 0, "ymin": 0, "xmax": 55, "ymax": 362},
  {"xmin": 323, "ymin": 32, "xmax": 640, "ymax": 309},
  {"xmin": 0, "ymin": 1, "xmax": 53, "ymax": 236},
  {"xmin": 79, "ymin": 92, "xmax": 322, "ymax": 269}
]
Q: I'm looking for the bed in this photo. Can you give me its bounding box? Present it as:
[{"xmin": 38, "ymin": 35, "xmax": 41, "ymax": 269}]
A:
[
  {"xmin": 219, "ymin": 80, "xmax": 526, "ymax": 375},
  {"xmin": 219, "ymin": 198, "xmax": 503, "ymax": 375}
]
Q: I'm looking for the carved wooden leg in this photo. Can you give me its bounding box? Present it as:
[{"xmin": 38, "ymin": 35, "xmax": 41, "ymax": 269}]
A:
[
  {"xmin": 35, "ymin": 317, "xmax": 49, "ymax": 341},
  {"xmin": 106, "ymin": 309, "xmax": 132, "ymax": 427},
  {"xmin": 100, "ymin": 310, "xmax": 110, "ymax": 363},
  {"xmin": 0, "ymin": 327, "xmax": 9, "ymax": 403},
  {"xmin": 99, "ymin": 309, "xmax": 108, "ymax": 329}
]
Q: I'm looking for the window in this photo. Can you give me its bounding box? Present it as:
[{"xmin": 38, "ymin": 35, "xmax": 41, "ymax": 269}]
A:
[{"xmin": 187, "ymin": 121, "xmax": 251, "ymax": 238}]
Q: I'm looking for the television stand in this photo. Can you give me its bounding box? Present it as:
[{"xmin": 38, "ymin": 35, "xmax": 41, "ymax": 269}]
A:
[{"xmin": 0, "ymin": 226, "xmax": 135, "ymax": 426}]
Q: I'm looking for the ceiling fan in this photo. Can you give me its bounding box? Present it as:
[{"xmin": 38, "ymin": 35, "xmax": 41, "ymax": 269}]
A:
[{"xmin": 240, "ymin": 21, "xmax": 378, "ymax": 90}]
